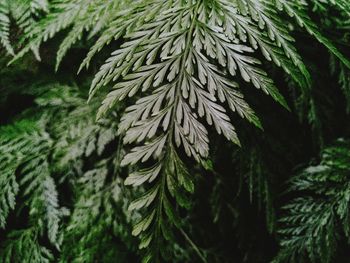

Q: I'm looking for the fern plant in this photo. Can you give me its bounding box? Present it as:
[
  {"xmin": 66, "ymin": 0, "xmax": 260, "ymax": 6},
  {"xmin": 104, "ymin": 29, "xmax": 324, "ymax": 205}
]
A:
[
  {"xmin": 275, "ymin": 139, "xmax": 350, "ymax": 263},
  {"xmin": 0, "ymin": 0, "xmax": 49, "ymax": 56},
  {"xmin": 2, "ymin": 0, "xmax": 350, "ymax": 262},
  {"xmin": 8, "ymin": 0, "xmax": 350, "ymax": 262},
  {"xmin": 0, "ymin": 82, "xmax": 138, "ymax": 262},
  {"xmin": 0, "ymin": 116, "xmax": 66, "ymax": 262}
]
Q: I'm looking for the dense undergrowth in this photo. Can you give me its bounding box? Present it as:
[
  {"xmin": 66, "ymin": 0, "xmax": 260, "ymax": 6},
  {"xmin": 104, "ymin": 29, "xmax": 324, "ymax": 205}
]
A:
[{"xmin": 1, "ymin": 0, "xmax": 350, "ymax": 262}]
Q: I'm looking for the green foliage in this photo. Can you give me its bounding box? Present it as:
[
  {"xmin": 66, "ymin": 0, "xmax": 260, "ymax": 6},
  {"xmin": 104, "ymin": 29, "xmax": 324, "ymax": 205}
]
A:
[
  {"xmin": 331, "ymin": 56, "xmax": 350, "ymax": 114},
  {"xmin": 0, "ymin": 0, "xmax": 13, "ymax": 55},
  {"xmin": 1, "ymin": 228, "xmax": 54, "ymax": 263},
  {"xmin": 1, "ymin": 0, "xmax": 350, "ymax": 262},
  {"xmin": 275, "ymin": 139, "xmax": 350, "ymax": 263},
  {"xmin": 0, "ymin": 0, "xmax": 49, "ymax": 56},
  {"xmin": 0, "ymin": 83, "xmax": 136, "ymax": 262},
  {"xmin": 15, "ymin": 1, "xmax": 350, "ymax": 260}
]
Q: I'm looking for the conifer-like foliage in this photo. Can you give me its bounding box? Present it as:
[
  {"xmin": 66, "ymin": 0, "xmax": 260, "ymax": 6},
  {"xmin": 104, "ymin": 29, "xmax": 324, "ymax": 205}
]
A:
[{"xmin": 1, "ymin": 0, "xmax": 350, "ymax": 262}]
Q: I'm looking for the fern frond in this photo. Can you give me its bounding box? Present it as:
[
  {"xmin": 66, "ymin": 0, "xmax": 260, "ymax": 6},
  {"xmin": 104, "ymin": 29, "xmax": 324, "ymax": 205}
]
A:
[
  {"xmin": 237, "ymin": 0, "xmax": 312, "ymax": 89},
  {"xmin": 11, "ymin": 0, "xmax": 132, "ymax": 67},
  {"xmin": 275, "ymin": 139, "xmax": 350, "ymax": 263},
  {"xmin": 81, "ymin": 0, "xmax": 345, "ymax": 260},
  {"xmin": 276, "ymin": 0, "xmax": 350, "ymax": 69},
  {"xmin": 0, "ymin": 0, "xmax": 50, "ymax": 57},
  {"xmin": 0, "ymin": 119, "xmax": 42, "ymax": 228},
  {"xmin": 329, "ymin": 53, "xmax": 350, "ymax": 113},
  {"xmin": 5, "ymin": 0, "xmax": 350, "ymax": 261},
  {"xmin": 20, "ymin": 154, "xmax": 64, "ymax": 248},
  {"xmin": 0, "ymin": 116, "xmax": 66, "ymax": 249},
  {"xmin": 52, "ymin": 99, "xmax": 118, "ymax": 172},
  {"xmin": 0, "ymin": 83, "xmax": 121, "ymax": 260},
  {"xmin": 124, "ymin": 144, "xmax": 194, "ymax": 263},
  {"xmin": 60, "ymin": 158, "xmax": 134, "ymax": 263},
  {"xmin": 311, "ymin": 0, "xmax": 350, "ymax": 16},
  {"xmin": 0, "ymin": 0, "xmax": 14, "ymax": 55},
  {"xmin": 55, "ymin": 0, "xmax": 127, "ymax": 70},
  {"xmin": 0, "ymin": 228, "xmax": 54, "ymax": 263},
  {"xmin": 0, "ymin": 160, "xmax": 18, "ymax": 229}
]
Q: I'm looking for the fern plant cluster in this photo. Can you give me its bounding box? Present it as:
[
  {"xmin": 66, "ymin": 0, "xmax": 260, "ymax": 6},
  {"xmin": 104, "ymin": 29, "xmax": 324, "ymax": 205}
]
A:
[
  {"xmin": 275, "ymin": 139, "xmax": 350, "ymax": 263},
  {"xmin": 1, "ymin": 0, "xmax": 350, "ymax": 262},
  {"xmin": 0, "ymin": 0, "xmax": 49, "ymax": 56},
  {"xmin": 0, "ymin": 82, "xmax": 138, "ymax": 262}
]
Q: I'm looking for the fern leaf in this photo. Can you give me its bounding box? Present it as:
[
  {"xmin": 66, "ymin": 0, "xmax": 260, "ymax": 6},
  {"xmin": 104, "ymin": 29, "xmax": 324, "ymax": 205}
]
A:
[
  {"xmin": 0, "ymin": 120, "xmax": 41, "ymax": 228},
  {"xmin": 0, "ymin": 0, "xmax": 14, "ymax": 55},
  {"xmin": 275, "ymin": 139, "xmax": 350, "ymax": 263},
  {"xmin": 0, "ymin": 161, "xmax": 18, "ymax": 228},
  {"xmin": 5, "ymin": 1, "xmax": 350, "ymax": 261},
  {"xmin": 276, "ymin": 0, "xmax": 350, "ymax": 69},
  {"xmin": 0, "ymin": 228, "xmax": 54, "ymax": 263}
]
